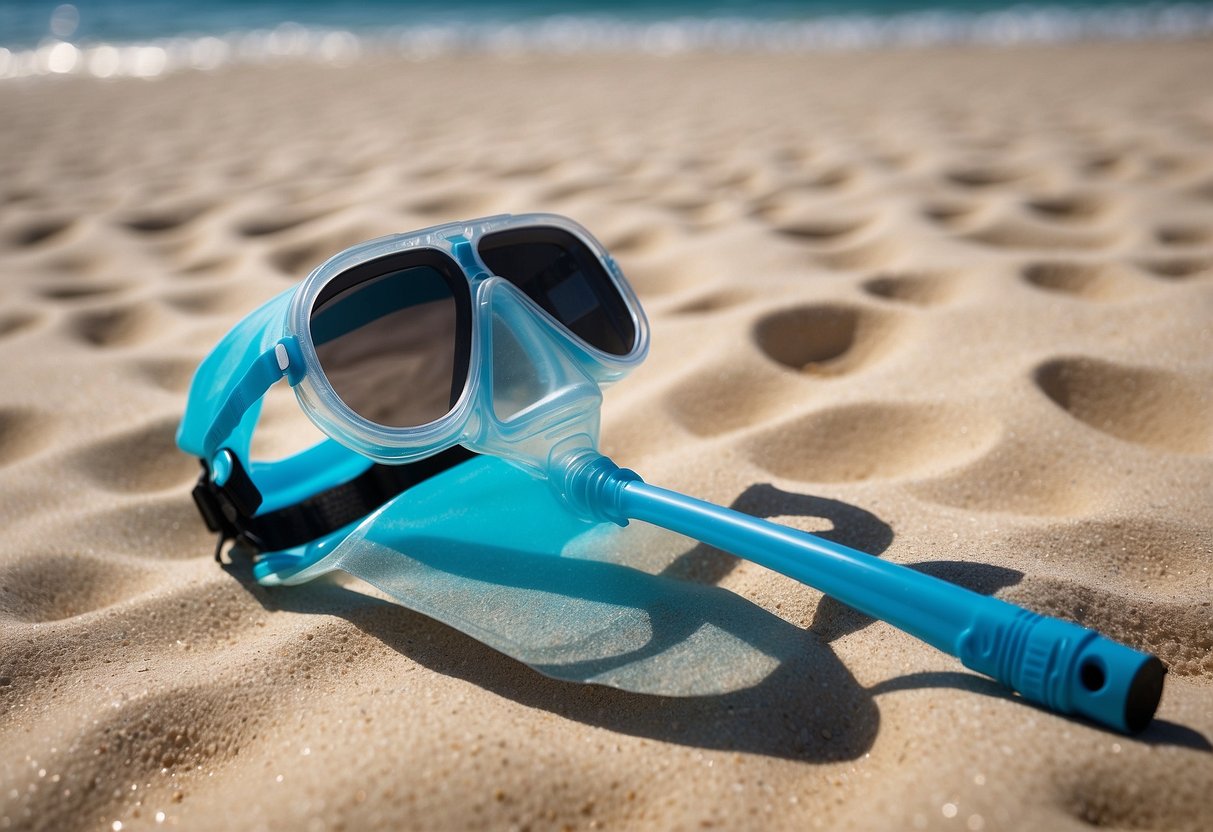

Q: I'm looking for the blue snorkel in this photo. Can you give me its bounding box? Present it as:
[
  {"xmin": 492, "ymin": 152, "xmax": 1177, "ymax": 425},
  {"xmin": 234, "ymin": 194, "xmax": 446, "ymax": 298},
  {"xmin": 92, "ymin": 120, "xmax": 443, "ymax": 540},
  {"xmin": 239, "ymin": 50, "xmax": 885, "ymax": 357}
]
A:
[
  {"xmin": 178, "ymin": 213, "xmax": 1165, "ymax": 735},
  {"xmin": 551, "ymin": 451, "xmax": 1165, "ymax": 734}
]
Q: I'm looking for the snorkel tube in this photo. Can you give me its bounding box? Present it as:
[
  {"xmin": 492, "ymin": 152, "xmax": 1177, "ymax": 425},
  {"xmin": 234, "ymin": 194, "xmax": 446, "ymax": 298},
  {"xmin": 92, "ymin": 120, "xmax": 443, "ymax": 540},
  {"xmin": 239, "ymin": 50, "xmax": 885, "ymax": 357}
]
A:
[
  {"xmin": 554, "ymin": 451, "xmax": 1165, "ymax": 734},
  {"xmin": 468, "ymin": 280, "xmax": 1165, "ymax": 735}
]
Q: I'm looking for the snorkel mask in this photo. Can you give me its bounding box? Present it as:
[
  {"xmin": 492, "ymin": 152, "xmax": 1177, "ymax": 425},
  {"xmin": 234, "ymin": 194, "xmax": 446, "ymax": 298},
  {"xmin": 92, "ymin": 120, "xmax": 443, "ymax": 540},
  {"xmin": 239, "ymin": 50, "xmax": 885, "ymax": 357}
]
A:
[{"xmin": 178, "ymin": 213, "xmax": 1166, "ymax": 735}]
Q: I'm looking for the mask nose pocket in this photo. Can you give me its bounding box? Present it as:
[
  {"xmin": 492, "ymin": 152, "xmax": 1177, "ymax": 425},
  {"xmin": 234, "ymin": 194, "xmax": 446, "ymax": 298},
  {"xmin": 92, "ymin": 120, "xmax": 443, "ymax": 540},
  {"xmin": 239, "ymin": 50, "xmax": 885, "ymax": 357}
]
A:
[{"xmin": 467, "ymin": 278, "xmax": 605, "ymax": 471}]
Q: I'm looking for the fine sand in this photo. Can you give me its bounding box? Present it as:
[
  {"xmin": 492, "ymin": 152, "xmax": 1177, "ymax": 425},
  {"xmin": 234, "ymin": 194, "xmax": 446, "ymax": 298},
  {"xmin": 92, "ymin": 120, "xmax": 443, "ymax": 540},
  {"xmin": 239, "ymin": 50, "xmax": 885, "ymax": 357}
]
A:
[{"xmin": 1, "ymin": 40, "xmax": 1212, "ymax": 831}]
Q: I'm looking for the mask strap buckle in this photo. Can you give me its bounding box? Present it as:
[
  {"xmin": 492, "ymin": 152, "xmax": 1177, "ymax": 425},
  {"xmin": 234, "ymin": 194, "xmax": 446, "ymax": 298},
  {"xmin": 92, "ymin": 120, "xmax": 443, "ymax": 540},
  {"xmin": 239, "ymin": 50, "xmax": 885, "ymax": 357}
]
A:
[{"xmin": 191, "ymin": 450, "xmax": 264, "ymax": 562}]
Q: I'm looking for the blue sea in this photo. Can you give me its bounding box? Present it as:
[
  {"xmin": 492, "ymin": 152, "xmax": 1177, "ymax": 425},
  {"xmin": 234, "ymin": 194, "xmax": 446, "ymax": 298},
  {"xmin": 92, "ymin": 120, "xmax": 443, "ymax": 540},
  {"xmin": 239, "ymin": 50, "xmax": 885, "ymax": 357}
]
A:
[{"xmin": 2, "ymin": 1, "xmax": 1211, "ymax": 78}]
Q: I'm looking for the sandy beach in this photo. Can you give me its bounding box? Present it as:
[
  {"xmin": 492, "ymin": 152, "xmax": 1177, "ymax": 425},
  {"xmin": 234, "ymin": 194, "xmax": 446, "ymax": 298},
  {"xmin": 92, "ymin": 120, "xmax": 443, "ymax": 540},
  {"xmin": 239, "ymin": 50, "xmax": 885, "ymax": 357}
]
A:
[{"xmin": 1, "ymin": 39, "xmax": 1212, "ymax": 831}]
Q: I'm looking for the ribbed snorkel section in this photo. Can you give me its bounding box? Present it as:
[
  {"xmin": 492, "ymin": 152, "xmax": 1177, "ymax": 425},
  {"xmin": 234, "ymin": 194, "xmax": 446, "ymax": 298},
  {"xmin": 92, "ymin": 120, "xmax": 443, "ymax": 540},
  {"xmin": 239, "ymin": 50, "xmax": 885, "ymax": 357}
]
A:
[{"xmin": 551, "ymin": 448, "xmax": 638, "ymax": 526}]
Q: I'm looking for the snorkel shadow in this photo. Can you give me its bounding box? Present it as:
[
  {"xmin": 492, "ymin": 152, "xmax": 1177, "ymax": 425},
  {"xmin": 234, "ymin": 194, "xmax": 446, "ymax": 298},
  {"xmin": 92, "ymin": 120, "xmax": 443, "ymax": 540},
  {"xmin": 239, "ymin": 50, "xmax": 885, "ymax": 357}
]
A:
[
  {"xmin": 229, "ymin": 554, "xmax": 881, "ymax": 762},
  {"xmin": 220, "ymin": 477, "xmax": 900, "ymax": 761}
]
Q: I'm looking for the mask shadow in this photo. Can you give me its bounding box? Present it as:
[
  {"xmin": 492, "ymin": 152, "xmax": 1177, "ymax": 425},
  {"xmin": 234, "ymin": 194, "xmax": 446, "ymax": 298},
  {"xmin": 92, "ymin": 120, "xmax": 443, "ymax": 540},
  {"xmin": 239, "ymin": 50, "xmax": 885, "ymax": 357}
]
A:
[{"xmin": 228, "ymin": 481, "xmax": 1197, "ymax": 757}]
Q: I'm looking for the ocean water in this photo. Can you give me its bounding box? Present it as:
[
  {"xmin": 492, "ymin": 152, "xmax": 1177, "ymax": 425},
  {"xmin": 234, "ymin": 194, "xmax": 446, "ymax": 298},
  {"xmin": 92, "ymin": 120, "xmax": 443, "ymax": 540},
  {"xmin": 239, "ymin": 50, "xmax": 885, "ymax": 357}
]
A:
[{"xmin": 1, "ymin": 0, "xmax": 1211, "ymax": 79}]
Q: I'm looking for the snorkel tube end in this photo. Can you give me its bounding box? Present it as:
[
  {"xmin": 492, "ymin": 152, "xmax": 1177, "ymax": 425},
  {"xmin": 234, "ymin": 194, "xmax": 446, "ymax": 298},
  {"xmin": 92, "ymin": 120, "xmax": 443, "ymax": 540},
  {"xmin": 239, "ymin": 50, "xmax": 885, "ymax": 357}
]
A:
[
  {"xmin": 1068, "ymin": 635, "xmax": 1165, "ymax": 734},
  {"xmin": 959, "ymin": 609, "xmax": 1165, "ymax": 734}
]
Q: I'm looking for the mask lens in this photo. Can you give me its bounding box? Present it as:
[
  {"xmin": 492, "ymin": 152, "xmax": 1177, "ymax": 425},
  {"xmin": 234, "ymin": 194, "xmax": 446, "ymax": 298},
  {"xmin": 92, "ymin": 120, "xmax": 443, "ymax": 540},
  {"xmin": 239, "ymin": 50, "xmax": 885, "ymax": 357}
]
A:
[
  {"xmin": 477, "ymin": 226, "xmax": 637, "ymax": 356},
  {"xmin": 310, "ymin": 251, "xmax": 469, "ymax": 428}
]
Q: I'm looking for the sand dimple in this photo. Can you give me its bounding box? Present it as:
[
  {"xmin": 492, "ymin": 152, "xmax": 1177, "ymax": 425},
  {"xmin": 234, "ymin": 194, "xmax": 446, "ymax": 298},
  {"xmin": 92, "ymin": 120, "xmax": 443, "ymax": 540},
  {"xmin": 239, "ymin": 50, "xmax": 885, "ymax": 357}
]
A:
[
  {"xmin": 0, "ymin": 553, "xmax": 150, "ymax": 622},
  {"xmin": 160, "ymin": 284, "xmax": 262, "ymax": 316},
  {"xmin": 68, "ymin": 301, "xmax": 164, "ymax": 348},
  {"xmin": 665, "ymin": 288, "xmax": 756, "ymax": 316},
  {"xmin": 945, "ymin": 164, "xmax": 1025, "ymax": 188},
  {"xmin": 129, "ymin": 355, "xmax": 205, "ymax": 393},
  {"xmin": 1034, "ymin": 357, "xmax": 1212, "ymax": 454},
  {"xmin": 5, "ymin": 215, "xmax": 75, "ymax": 247},
  {"xmin": 964, "ymin": 216, "xmax": 1117, "ymax": 251},
  {"xmin": 861, "ymin": 271, "xmax": 955, "ymax": 306},
  {"xmin": 910, "ymin": 440, "xmax": 1108, "ymax": 518},
  {"xmin": 236, "ymin": 208, "xmax": 332, "ymax": 237},
  {"xmin": 120, "ymin": 199, "xmax": 213, "ymax": 234},
  {"xmin": 753, "ymin": 303, "xmax": 897, "ymax": 376},
  {"xmin": 269, "ymin": 224, "xmax": 391, "ymax": 277},
  {"xmin": 1024, "ymin": 192, "xmax": 1111, "ymax": 222},
  {"xmin": 773, "ymin": 216, "xmax": 869, "ymax": 244},
  {"xmin": 0, "ymin": 407, "xmax": 56, "ymax": 466},
  {"xmin": 745, "ymin": 402, "xmax": 1000, "ymax": 483},
  {"xmin": 406, "ymin": 191, "xmax": 496, "ymax": 219},
  {"xmin": 921, "ymin": 199, "xmax": 985, "ymax": 230},
  {"xmin": 72, "ymin": 418, "xmax": 198, "ymax": 493},
  {"xmin": 1136, "ymin": 255, "xmax": 1213, "ymax": 279},
  {"xmin": 1020, "ymin": 261, "xmax": 1143, "ymax": 300},
  {"xmin": 1155, "ymin": 223, "xmax": 1212, "ymax": 246},
  {"xmin": 1061, "ymin": 763, "xmax": 1209, "ymax": 831},
  {"xmin": 0, "ymin": 309, "xmax": 42, "ymax": 340},
  {"xmin": 1005, "ymin": 517, "xmax": 1213, "ymax": 590},
  {"xmin": 37, "ymin": 281, "xmax": 128, "ymax": 302},
  {"xmin": 1009, "ymin": 577, "xmax": 1213, "ymax": 678},
  {"xmin": 664, "ymin": 363, "xmax": 790, "ymax": 437}
]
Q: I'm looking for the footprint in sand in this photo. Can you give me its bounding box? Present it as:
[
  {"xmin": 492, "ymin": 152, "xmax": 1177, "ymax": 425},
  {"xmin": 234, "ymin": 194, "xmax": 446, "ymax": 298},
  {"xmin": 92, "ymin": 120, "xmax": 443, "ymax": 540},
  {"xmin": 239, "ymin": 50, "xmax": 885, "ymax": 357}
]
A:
[
  {"xmin": 127, "ymin": 355, "xmax": 203, "ymax": 393},
  {"xmin": 910, "ymin": 436, "xmax": 1109, "ymax": 518},
  {"xmin": 235, "ymin": 207, "xmax": 332, "ymax": 238},
  {"xmin": 763, "ymin": 206, "xmax": 896, "ymax": 270},
  {"xmin": 269, "ymin": 224, "xmax": 392, "ymax": 277},
  {"xmin": 5, "ymin": 215, "xmax": 76, "ymax": 248},
  {"xmin": 1023, "ymin": 191, "xmax": 1112, "ymax": 224},
  {"xmin": 1020, "ymin": 261, "xmax": 1145, "ymax": 301},
  {"xmin": 963, "ymin": 215, "xmax": 1118, "ymax": 251},
  {"xmin": 1009, "ymin": 575, "xmax": 1213, "ymax": 677},
  {"xmin": 1034, "ymin": 357, "xmax": 1212, "ymax": 455},
  {"xmin": 861, "ymin": 271, "xmax": 957, "ymax": 306},
  {"xmin": 945, "ymin": 164, "xmax": 1026, "ymax": 189},
  {"xmin": 773, "ymin": 216, "xmax": 869, "ymax": 245},
  {"xmin": 666, "ymin": 288, "xmax": 756, "ymax": 316},
  {"xmin": 1154, "ymin": 224, "xmax": 1213, "ymax": 246},
  {"xmin": 745, "ymin": 402, "xmax": 1000, "ymax": 484},
  {"xmin": 1064, "ymin": 761, "xmax": 1210, "ymax": 831},
  {"xmin": 753, "ymin": 303, "xmax": 898, "ymax": 377},
  {"xmin": 120, "ymin": 199, "xmax": 213, "ymax": 234},
  {"xmin": 1135, "ymin": 255, "xmax": 1212, "ymax": 280},
  {"xmin": 37, "ymin": 281, "xmax": 128, "ymax": 302},
  {"xmin": 68, "ymin": 301, "xmax": 164, "ymax": 348},
  {"xmin": 405, "ymin": 191, "xmax": 496, "ymax": 220},
  {"xmin": 0, "ymin": 309, "xmax": 42, "ymax": 340},
  {"xmin": 664, "ymin": 361, "xmax": 792, "ymax": 437},
  {"xmin": 921, "ymin": 199, "xmax": 986, "ymax": 231},
  {"xmin": 159, "ymin": 284, "xmax": 260, "ymax": 316}
]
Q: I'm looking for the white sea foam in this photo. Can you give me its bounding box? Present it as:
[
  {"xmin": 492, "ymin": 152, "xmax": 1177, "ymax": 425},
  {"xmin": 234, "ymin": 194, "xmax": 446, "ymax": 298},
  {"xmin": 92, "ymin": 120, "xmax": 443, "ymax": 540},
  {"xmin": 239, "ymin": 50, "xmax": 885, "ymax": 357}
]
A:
[{"xmin": 2, "ymin": 5, "xmax": 1211, "ymax": 81}]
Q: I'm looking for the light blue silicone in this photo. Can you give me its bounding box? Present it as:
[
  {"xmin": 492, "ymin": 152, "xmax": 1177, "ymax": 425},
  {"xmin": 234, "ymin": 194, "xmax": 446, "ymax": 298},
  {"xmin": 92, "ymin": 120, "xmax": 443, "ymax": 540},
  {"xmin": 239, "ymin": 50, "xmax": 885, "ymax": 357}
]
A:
[{"xmin": 257, "ymin": 455, "xmax": 805, "ymax": 696}]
